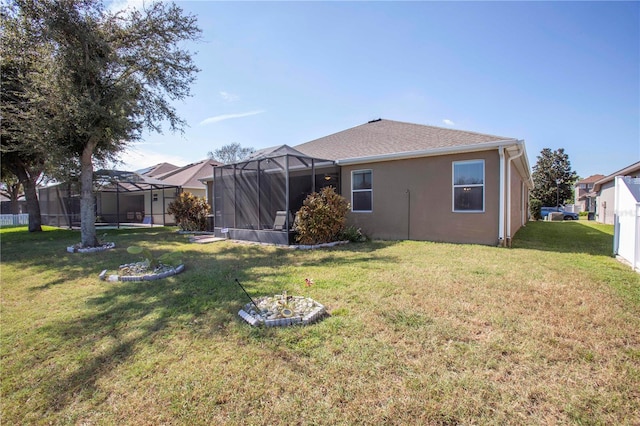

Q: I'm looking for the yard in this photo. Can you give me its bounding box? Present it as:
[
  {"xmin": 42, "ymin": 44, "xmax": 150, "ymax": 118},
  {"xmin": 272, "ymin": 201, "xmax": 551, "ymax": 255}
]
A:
[{"xmin": 1, "ymin": 221, "xmax": 639, "ymax": 425}]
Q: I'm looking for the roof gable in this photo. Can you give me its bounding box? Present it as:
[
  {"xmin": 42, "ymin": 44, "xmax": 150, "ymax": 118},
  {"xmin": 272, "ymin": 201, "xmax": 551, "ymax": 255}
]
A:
[
  {"xmin": 294, "ymin": 119, "xmax": 515, "ymax": 162},
  {"xmin": 594, "ymin": 161, "xmax": 640, "ymax": 190},
  {"xmin": 155, "ymin": 159, "xmax": 221, "ymax": 189}
]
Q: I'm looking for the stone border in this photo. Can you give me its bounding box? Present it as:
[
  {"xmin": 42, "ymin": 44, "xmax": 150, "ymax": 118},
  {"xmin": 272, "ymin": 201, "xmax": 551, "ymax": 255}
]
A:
[
  {"xmin": 67, "ymin": 242, "xmax": 116, "ymax": 253},
  {"xmin": 99, "ymin": 264, "xmax": 185, "ymax": 282},
  {"xmin": 230, "ymin": 239, "xmax": 350, "ymax": 250},
  {"xmin": 238, "ymin": 300, "xmax": 327, "ymax": 327}
]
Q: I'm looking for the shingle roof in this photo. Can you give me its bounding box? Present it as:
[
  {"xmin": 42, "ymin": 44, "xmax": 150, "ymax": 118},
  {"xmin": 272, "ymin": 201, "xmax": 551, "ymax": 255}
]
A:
[
  {"xmin": 576, "ymin": 174, "xmax": 605, "ymax": 185},
  {"xmin": 140, "ymin": 162, "xmax": 179, "ymax": 177},
  {"xmin": 154, "ymin": 159, "xmax": 221, "ymax": 189},
  {"xmin": 294, "ymin": 119, "xmax": 516, "ymax": 161}
]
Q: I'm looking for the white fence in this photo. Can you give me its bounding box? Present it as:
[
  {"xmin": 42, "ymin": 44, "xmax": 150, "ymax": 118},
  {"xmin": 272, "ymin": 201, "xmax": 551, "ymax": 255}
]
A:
[
  {"xmin": 614, "ymin": 177, "xmax": 640, "ymax": 272},
  {"xmin": 0, "ymin": 214, "xmax": 29, "ymax": 226}
]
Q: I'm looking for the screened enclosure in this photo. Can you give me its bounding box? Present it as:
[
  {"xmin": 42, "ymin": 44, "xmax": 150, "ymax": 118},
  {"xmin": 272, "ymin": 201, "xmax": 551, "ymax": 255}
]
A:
[
  {"xmin": 39, "ymin": 170, "xmax": 180, "ymax": 228},
  {"xmin": 212, "ymin": 145, "xmax": 340, "ymax": 244}
]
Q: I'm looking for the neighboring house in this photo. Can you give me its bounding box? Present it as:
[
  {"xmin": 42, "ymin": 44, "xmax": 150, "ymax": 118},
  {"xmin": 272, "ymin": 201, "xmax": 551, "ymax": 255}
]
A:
[
  {"xmin": 593, "ymin": 161, "xmax": 640, "ymax": 225},
  {"xmin": 39, "ymin": 171, "xmax": 180, "ymax": 228},
  {"xmin": 39, "ymin": 159, "xmax": 220, "ymax": 228},
  {"xmin": 211, "ymin": 119, "xmax": 533, "ymax": 246},
  {"xmin": 146, "ymin": 159, "xmax": 220, "ymax": 201},
  {"xmin": 574, "ymin": 174, "xmax": 605, "ymax": 214}
]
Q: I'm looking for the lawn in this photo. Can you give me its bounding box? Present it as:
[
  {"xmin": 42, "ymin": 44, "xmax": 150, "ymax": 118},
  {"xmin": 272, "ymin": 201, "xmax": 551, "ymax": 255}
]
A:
[{"xmin": 1, "ymin": 221, "xmax": 639, "ymax": 425}]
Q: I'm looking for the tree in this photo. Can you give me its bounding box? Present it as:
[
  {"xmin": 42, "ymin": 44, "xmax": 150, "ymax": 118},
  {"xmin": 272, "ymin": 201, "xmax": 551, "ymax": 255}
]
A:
[
  {"xmin": 530, "ymin": 148, "xmax": 578, "ymax": 213},
  {"xmin": 0, "ymin": 172, "xmax": 24, "ymax": 215},
  {"xmin": 11, "ymin": 0, "xmax": 201, "ymax": 246},
  {"xmin": 0, "ymin": 4, "xmax": 53, "ymax": 231},
  {"xmin": 207, "ymin": 143, "xmax": 254, "ymax": 164}
]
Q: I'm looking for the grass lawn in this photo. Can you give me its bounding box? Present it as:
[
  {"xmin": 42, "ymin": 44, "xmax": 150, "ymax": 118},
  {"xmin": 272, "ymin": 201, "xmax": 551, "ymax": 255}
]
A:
[{"xmin": 1, "ymin": 221, "xmax": 639, "ymax": 425}]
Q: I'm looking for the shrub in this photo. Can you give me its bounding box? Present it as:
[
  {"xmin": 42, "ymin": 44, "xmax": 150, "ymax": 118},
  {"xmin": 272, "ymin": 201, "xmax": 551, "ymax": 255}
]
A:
[
  {"xmin": 167, "ymin": 192, "xmax": 211, "ymax": 231},
  {"xmin": 529, "ymin": 198, "xmax": 543, "ymax": 220},
  {"xmin": 294, "ymin": 186, "xmax": 350, "ymax": 245},
  {"xmin": 340, "ymin": 225, "xmax": 367, "ymax": 243}
]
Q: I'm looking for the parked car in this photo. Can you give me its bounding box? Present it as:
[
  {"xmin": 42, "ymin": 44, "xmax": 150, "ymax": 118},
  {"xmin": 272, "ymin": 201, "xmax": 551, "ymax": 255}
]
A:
[{"xmin": 540, "ymin": 206, "xmax": 579, "ymax": 220}]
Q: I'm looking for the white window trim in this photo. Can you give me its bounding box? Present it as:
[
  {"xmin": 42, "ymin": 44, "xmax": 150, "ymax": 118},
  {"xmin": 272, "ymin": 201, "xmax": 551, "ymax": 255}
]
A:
[
  {"xmin": 452, "ymin": 160, "xmax": 485, "ymax": 213},
  {"xmin": 351, "ymin": 169, "xmax": 373, "ymax": 213}
]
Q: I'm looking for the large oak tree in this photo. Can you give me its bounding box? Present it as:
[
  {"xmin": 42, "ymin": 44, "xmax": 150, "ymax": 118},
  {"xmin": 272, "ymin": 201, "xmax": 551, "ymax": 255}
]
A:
[{"xmin": 8, "ymin": 0, "xmax": 201, "ymax": 246}]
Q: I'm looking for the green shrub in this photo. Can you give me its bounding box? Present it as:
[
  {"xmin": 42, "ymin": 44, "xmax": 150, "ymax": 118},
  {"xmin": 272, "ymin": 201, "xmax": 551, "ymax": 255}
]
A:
[
  {"xmin": 529, "ymin": 198, "xmax": 543, "ymax": 220},
  {"xmin": 294, "ymin": 186, "xmax": 350, "ymax": 245},
  {"xmin": 167, "ymin": 192, "xmax": 211, "ymax": 231},
  {"xmin": 340, "ymin": 225, "xmax": 367, "ymax": 243}
]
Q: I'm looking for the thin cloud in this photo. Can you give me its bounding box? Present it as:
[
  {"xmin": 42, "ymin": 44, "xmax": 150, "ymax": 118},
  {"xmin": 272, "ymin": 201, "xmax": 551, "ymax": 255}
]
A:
[
  {"xmin": 107, "ymin": 0, "xmax": 147, "ymax": 14},
  {"xmin": 219, "ymin": 91, "xmax": 240, "ymax": 102},
  {"xmin": 199, "ymin": 110, "xmax": 265, "ymax": 126},
  {"xmin": 442, "ymin": 119, "xmax": 455, "ymax": 126}
]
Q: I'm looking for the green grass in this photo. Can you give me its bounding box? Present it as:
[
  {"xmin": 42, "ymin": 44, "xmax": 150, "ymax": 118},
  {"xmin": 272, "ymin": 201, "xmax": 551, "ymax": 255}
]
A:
[{"xmin": 1, "ymin": 222, "xmax": 639, "ymax": 425}]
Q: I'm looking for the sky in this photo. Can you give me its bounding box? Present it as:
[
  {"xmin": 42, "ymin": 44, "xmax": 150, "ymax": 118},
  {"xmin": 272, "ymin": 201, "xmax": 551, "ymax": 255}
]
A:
[{"xmin": 109, "ymin": 0, "xmax": 640, "ymax": 180}]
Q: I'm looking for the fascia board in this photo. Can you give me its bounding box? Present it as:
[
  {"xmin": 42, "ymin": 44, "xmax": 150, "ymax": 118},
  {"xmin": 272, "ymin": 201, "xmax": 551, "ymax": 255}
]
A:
[{"xmin": 334, "ymin": 139, "xmax": 520, "ymax": 166}]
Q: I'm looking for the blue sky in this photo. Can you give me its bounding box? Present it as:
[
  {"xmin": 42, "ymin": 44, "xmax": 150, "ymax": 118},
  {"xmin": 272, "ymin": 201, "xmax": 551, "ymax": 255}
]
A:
[{"xmin": 112, "ymin": 1, "xmax": 639, "ymax": 179}]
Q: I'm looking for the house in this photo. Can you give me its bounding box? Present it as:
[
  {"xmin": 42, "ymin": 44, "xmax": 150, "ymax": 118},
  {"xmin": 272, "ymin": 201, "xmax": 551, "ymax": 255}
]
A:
[
  {"xmin": 39, "ymin": 159, "xmax": 220, "ymax": 228},
  {"xmin": 592, "ymin": 161, "xmax": 640, "ymax": 225},
  {"xmin": 211, "ymin": 119, "xmax": 533, "ymax": 246},
  {"xmin": 145, "ymin": 159, "xmax": 220, "ymax": 201},
  {"xmin": 574, "ymin": 174, "xmax": 605, "ymax": 214}
]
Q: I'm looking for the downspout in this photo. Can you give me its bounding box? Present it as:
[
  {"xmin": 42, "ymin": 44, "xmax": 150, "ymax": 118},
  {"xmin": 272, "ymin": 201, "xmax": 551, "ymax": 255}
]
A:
[
  {"xmin": 116, "ymin": 183, "xmax": 120, "ymax": 229},
  {"xmin": 506, "ymin": 142, "xmax": 525, "ymax": 247},
  {"xmin": 498, "ymin": 146, "xmax": 505, "ymax": 246}
]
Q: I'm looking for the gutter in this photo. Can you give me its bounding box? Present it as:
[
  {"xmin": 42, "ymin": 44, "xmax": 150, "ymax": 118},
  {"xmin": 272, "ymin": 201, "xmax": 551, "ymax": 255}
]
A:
[
  {"xmin": 498, "ymin": 146, "xmax": 505, "ymax": 246},
  {"xmin": 335, "ymin": 139, "xmax": 520, "ymax": 166},
  {"xmin": 506, "ymin": 142, "xmax": 526, "ymax": 246}
]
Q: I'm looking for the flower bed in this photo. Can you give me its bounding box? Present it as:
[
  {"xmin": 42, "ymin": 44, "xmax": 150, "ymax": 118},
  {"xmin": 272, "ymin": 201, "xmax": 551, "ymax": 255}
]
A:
[
  {"xmin": 238, "ymin": 294, "xmax": 326, "ymax": 327},
  {"xmin": 67, "ymin": 242, "xmax": 116, "ymax": 253},
  {"xmin": 99, "ymin": 262, "xmax": 185, "ymax": 282}
]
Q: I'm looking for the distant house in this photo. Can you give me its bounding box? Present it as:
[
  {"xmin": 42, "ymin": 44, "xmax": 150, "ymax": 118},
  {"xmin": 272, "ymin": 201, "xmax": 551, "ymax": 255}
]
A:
[
  {"xmin": 574, "ymin": 174, "xmax": 605, "ymax": 214},
  {"xmin": 146, "ymin": 159, "xmax": 220, "ymax": 201},
  {"xmin": 210, "ymin": 119, "xmax": 533, "ymax": 246},
  {"xmin": 593, "ymin": 161, "xmax": 640, "ymax": 225},
  {"xmin": 39, "ymin": 159, "xmax": 220, "ymax": 228}
]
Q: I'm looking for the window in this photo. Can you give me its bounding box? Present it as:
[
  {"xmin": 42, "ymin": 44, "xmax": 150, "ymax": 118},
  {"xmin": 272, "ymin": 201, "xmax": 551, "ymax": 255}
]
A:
[
  {"xmin": 352, "ymin": 170, "xmax": 372, "ymax": 212},
  {"xmin": 453, "ymin": 160, "xmax": 484, "ymax": 212}
]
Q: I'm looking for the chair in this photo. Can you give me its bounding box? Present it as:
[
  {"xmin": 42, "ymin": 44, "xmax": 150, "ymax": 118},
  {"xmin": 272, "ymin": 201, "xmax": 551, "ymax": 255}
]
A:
[{"xmin": 273, "ymin": 211, "xmax": 293, "ymax": 231}]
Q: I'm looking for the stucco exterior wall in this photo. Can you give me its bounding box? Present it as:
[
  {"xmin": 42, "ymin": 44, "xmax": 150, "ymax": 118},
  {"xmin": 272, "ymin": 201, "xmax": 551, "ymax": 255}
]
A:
[
  {"xmin": 340, "ymin": 151, "xmax": 502, "ymax": 245},
  {"xmin": 144, "ymin": 188, "xmax": 180, "ymax": 225},
  {"xmin": 596, "ymin": 181, "xmax": 616, "ymax": 225},
  {"xmin": 508, "ymin": 160, "xmax": 528, "ymax": 240}
]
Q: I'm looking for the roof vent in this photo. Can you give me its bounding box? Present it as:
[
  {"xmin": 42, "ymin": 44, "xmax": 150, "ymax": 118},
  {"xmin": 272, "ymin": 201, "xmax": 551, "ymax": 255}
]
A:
[{"xmin": 367, "ymin": 118, "xmax": 382, "ymax": 124}]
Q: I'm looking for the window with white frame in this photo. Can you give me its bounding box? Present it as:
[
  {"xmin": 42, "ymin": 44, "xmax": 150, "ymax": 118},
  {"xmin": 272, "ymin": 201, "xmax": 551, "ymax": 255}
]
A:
[
  {"xmin": 452, "ymin": 160, "xmax": 484, "ymax": 212},
  {"xmin": 352, "ymin": 170, "xmax": 372, "ymax": 212}
]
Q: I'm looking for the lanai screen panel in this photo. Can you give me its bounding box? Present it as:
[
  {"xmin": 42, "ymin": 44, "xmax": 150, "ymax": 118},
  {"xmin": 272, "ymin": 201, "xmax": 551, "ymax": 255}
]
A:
[
  {"xmin": 258, "ymin": 157, "xmax": 287, "ymax": 230},
  {"xmin": 212, "ymin": 146, "xmax": 339, "ymax": 236},
  {"xmin": 214, "ymin": 166, "xmax": 236, "ymax": 228}
]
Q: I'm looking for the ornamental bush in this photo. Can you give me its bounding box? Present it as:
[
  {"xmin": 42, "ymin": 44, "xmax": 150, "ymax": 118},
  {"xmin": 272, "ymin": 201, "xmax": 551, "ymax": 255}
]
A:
[
  {"xmin": 294, "ymin": 186, "xmax": 350, "ymax": 245},
  {"xmin": 167, "ymin": 192, "xmax": 211, "ymax": 231}
]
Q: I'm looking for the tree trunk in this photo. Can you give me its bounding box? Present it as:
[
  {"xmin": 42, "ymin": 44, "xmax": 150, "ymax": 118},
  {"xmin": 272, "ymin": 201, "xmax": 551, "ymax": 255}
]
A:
[
  {"xmin": 8, "ymin": 184, "xmax": 21, "ymax": 214},
  {"xmin": 10, "ymin": 162, "xmax": 42, "ymax": 232},
  {"xmin": 80, "ymin": 141, "xmax": 98, "ymax": 247},
  {"xmin": 22, "ymin": 177, "xmax": 42, "ymax": 231}
]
